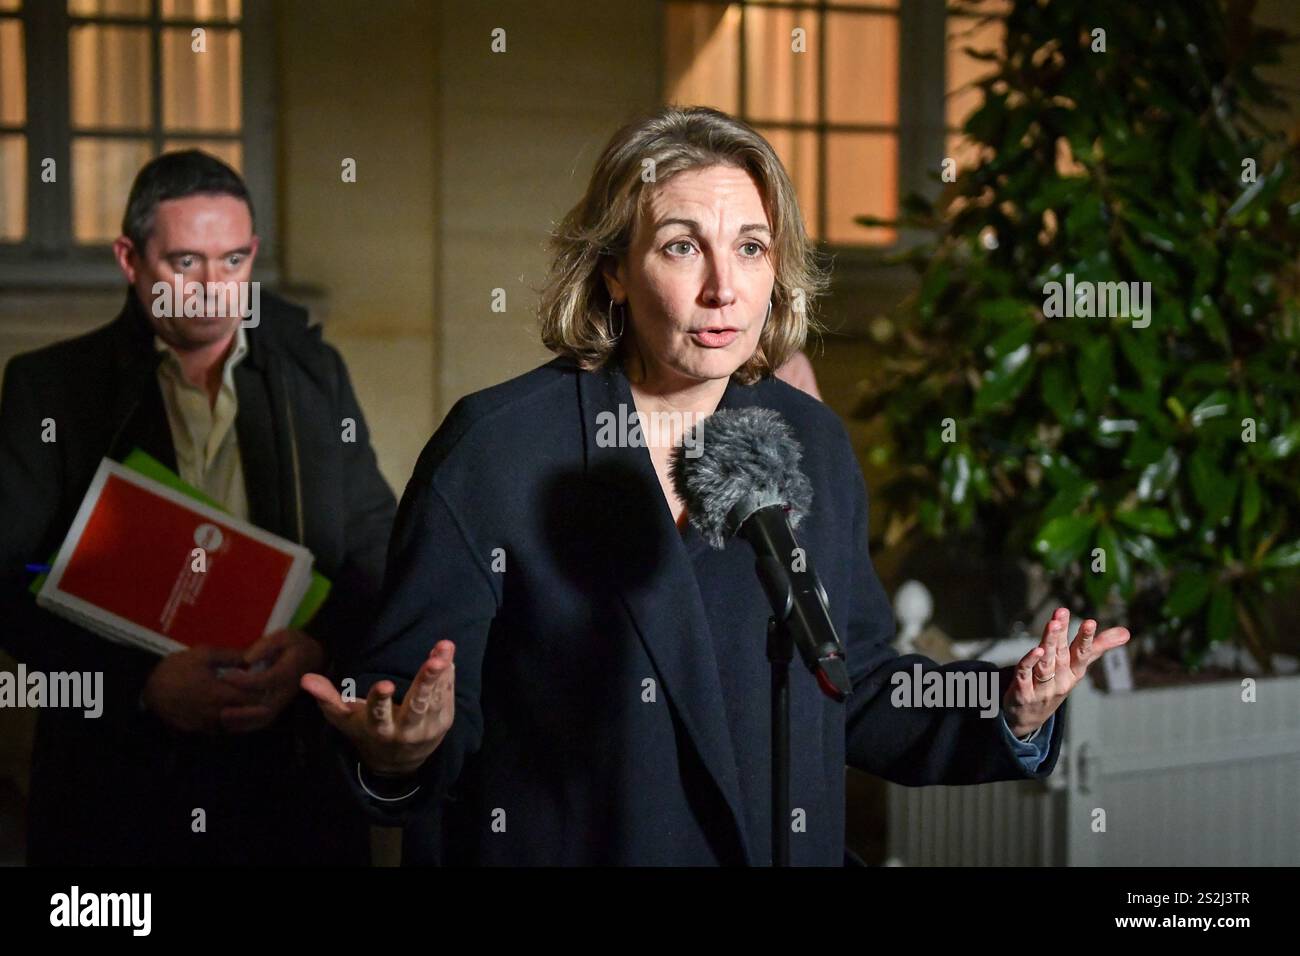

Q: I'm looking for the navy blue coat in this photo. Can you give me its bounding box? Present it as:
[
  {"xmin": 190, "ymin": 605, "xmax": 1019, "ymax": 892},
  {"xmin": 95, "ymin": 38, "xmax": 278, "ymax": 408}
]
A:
[{"xmin": 345, "ymin": 355, "xmax": 1064, "ymax": 865}]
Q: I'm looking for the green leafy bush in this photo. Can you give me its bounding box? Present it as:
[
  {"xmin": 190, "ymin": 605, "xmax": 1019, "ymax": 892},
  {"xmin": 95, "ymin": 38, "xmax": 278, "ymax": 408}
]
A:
[{"xmin": 854, "ymin": 0, "xmax": 1300, "ymax": 668}]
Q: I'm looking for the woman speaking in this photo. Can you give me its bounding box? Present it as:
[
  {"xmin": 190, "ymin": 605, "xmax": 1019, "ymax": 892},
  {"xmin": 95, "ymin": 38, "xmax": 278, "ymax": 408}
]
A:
[{"xmin": 302, "ymin": 105, "xmax": 1129, "ymax": 866}]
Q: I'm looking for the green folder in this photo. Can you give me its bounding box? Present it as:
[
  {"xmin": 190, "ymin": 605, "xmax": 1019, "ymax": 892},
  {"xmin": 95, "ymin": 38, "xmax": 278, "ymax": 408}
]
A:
[{"xmin": 30, "ymin": 448, "xmax": 331, "ymax": 630}]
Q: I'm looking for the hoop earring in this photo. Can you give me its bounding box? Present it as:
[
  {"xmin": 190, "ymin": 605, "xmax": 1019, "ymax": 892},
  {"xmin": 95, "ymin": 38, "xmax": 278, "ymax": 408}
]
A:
[
  {"xmin": 765, "ymin": 298, "xmax": 773, "ymax": 322},
  {"xmin": 608, "ymin": 299, "xmax": 625, "ymax": 339}
]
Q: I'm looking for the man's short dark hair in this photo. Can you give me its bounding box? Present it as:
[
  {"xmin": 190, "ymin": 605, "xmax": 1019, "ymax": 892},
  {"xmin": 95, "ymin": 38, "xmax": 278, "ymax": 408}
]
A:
[{"xmin": 121, "ymin": 150, "xmax": 254, "ymax": 253}]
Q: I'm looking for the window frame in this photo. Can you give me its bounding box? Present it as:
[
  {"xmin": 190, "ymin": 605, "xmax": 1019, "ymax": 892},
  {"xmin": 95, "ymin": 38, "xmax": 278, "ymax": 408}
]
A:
[
  {"xmin": 657, "ymin": 0, "xmax": 949, "ymax": 268},
  {"xmin": 0, "ymin": 0, "xmax": 278, "ymax": 287}
]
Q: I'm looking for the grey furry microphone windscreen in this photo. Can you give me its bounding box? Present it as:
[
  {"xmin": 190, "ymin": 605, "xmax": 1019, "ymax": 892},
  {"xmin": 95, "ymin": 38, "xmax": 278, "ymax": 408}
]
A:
[{"xmin": 669, "ymin": 407, "xmax": 814, "ymax": 550}]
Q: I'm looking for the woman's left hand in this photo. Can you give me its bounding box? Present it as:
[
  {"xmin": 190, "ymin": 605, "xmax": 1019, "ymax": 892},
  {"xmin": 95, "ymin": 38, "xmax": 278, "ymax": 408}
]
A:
[{"xmin": 1002, "ymin": 607, "xmax": 1130, "ymax": 738}]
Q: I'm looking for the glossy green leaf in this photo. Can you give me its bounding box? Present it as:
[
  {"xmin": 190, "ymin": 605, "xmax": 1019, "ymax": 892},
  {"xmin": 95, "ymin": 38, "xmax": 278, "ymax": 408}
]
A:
[
  {"xmin": 1205, "ymin": 589, "xmax": 1235, "ymax": 645},
  {"xmin": 1189, "ymin": 390, "xmax": 1233, "ymax": 427},
  {"xmin": 976, "ymin": 299, "xmax": 1035, "ymax": 324},
  {"xmin": 1189, "ymin": 295, "xmax": 1229, "ymax": 349},
  {"xmin": 974, "ymin": 343, "xmax": 1035, "ymax": 413},
  {"xmin": 1040, "ymin": 360, "xmax": 1077, "ymax": 425},
  {"xmin": 1075, "ymin": 337, "xmax": 1114, "ymax": 414},
  {"xmin": 1264, "ymin": 421, "xmax": 1300, "ymax": 460},
  {"xmin": 1119, "ymin": 236, "xmax": 1179, "ymax": 291},
  {"xmin": 1136, "ymin": 447, "xmax": 1181, "ymax": 502},
  {"xmin": 1240, "ymin": 472, "xmax": 1261, "ymax": 529},
  {"xmin": 1188, "ymin": 446, "xmax": 1239, "ymax": 525},
  {"xmin": 940, "ymin": 447, "xmax": 974, "ymax": 506},
  {"xmin": 1096, "ymin": 523, "xmax": 1133, "ymax": 596},
  {"xmin": 1083, "ymin": 563, "xmax": 1112, "ymax": 608},
  {"xmin": 1116, "ymin": 331, "xmax": 1165, "ymax": 392},
  {"xmin": 1033, "ymin": 513, "xmax": 1098, "ymax": 571},
  {"xmin": 1163, "ymin": 571, "xmax": 1211, "ymax": 618},
  {"xmin": 1260, "ymin": 540, "xmax": 1300, "ymax": 570},
  {"xmin": 1120, "ymin": 532, "xmax": 1166, "ymax": 571},
  {"xmin": 1114, "ymin": 507, "xmax": 1177, "ymax": 537}
]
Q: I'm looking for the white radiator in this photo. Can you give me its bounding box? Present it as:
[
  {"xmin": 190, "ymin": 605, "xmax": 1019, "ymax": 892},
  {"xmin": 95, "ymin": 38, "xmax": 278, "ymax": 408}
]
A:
[{"xmin": 886, "ymin": 674, "xmax": 1300, "ymax": 866}]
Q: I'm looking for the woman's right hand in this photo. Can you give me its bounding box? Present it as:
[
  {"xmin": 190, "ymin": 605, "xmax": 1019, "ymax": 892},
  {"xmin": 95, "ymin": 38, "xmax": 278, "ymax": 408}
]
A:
[{"xmin": 301, "ymin": 641, "xmax": 456, "ymax": 776}]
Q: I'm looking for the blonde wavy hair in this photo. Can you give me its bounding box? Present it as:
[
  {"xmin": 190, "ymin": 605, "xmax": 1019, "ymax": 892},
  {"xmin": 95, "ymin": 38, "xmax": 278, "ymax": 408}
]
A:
[{"xmin": 538, "ymin": 105, "xmax": 829, "ymax": 385}]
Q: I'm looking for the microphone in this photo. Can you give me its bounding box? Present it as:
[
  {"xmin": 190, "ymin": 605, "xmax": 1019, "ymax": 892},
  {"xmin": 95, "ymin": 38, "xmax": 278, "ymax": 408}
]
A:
[{"xmin": 670, "ymin": 407, "xmax": 852, "ymax": 701}]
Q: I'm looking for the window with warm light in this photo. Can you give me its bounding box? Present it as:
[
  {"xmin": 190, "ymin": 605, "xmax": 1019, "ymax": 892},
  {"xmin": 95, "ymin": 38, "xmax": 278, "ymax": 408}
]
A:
[
  {"xmin": 664, "ymin": 0, "xmax": 902, "ymax": 247},
  {"xmin": 0, "ymin": 0, "xmax": 27, "ymax": 244},
  {"xmin": 0, "ymin": 0, "xmax": 273, "ymax": 281},
  {"xmin": 663, "ymin": 0, "xmax": 1011, "ymax": 251}
]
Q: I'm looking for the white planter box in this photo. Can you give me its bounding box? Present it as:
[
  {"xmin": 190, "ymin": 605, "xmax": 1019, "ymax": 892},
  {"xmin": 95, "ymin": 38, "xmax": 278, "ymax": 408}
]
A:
[{"xmin": 886, "ymin": 673, "xmax": 1300, "ymax": 865}]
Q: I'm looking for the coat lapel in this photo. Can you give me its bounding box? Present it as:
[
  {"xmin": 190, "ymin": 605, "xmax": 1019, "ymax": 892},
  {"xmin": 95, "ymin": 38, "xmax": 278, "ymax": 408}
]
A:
[
  {"xmin": 576, "ymin": 358, "xmax": 764, "ymax": 865},
  {"xmin": 107, "ymin": 290, "xmax": 175, "ymax": 471},
  {"xmin": 232, "ymin": 352, "xmax": 287, "ymax": 541}
]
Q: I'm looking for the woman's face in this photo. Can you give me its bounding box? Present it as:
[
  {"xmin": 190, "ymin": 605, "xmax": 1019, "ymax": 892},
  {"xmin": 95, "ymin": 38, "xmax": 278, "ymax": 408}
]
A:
[{"xmin": 605, "ymin": 164, "xmax": 776, "ymax": 389}]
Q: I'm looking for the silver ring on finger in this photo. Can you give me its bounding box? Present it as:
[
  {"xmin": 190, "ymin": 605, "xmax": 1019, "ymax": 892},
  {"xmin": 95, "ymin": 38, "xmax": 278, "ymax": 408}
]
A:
[{"xmin": 1034, "ymin": 670, "xmax": 1056, "ymax": 683}]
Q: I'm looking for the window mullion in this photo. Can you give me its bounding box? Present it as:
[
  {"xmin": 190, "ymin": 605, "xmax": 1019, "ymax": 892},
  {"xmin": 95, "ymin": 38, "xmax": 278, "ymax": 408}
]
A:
[
  {"xmin": 817, "ymin": 1, "xmax": 826, "ymax": 242},
  {"xmin": 241, "ymin": 0, "xmax": 278, "ymax": 272},
  {"xmin": 24, "ymin": 0, "xmax": 72, "ymax": 251},
  {"xmin": 150, "ymin": 0, "xmax": 162, "ymax": 156},
  {"xmin": 897, "ymin": 0, "xmax": 947, "ymax": 251},
  {"xmin": 738, "ymin": 1, "xmax": 747, "ymax": 117}
]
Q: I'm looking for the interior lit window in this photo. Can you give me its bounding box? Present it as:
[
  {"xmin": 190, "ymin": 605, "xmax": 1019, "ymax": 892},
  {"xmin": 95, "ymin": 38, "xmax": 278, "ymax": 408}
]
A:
[
  {"xmin": 664, "ymin": 1, "xmax": 1026, "ymax": 248},
  {"xmin": 664, "ymin": 0, "xmax": 901, "ymax": 247},
  {"xmin": 67, "ymin": 0, "xmax": 243, "ymax": 243},
  {"xmin": 0, "ymin": 0, "xmax": 27, "ymax": 242},
  {"xmin": 0, "ymin": 0, "xmax": 246, "ymax": 253}
]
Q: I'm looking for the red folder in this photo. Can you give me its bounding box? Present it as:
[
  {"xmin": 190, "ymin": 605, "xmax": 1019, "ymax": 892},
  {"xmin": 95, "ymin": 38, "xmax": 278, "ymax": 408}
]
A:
[{"xmin": 38, "ymin": 460, "xmax": 314, "ymax": 656}]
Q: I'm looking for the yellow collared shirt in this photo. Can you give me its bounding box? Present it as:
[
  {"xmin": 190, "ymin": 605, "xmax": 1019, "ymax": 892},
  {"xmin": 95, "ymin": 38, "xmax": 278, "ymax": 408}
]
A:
[{"xmin": 153, "ymin": 324, "xmax": 251, "ymax": 520}]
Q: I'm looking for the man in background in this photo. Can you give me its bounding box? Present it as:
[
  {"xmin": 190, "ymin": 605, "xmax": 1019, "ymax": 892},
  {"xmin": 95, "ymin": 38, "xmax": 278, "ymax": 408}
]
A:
[{"xmin": 0, "ymin": 151, "xmax": 395, "ymax": 864}]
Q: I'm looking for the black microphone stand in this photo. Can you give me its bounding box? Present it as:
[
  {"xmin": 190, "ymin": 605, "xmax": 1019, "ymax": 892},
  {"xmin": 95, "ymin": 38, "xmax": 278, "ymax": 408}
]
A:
[
  {"xmin": 741, "ymin": 507, "xmax": 851, "ymax": 866},
  {"xmin": 768, "ymin": 614, "xmax": 793, "ymax": 867}
]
